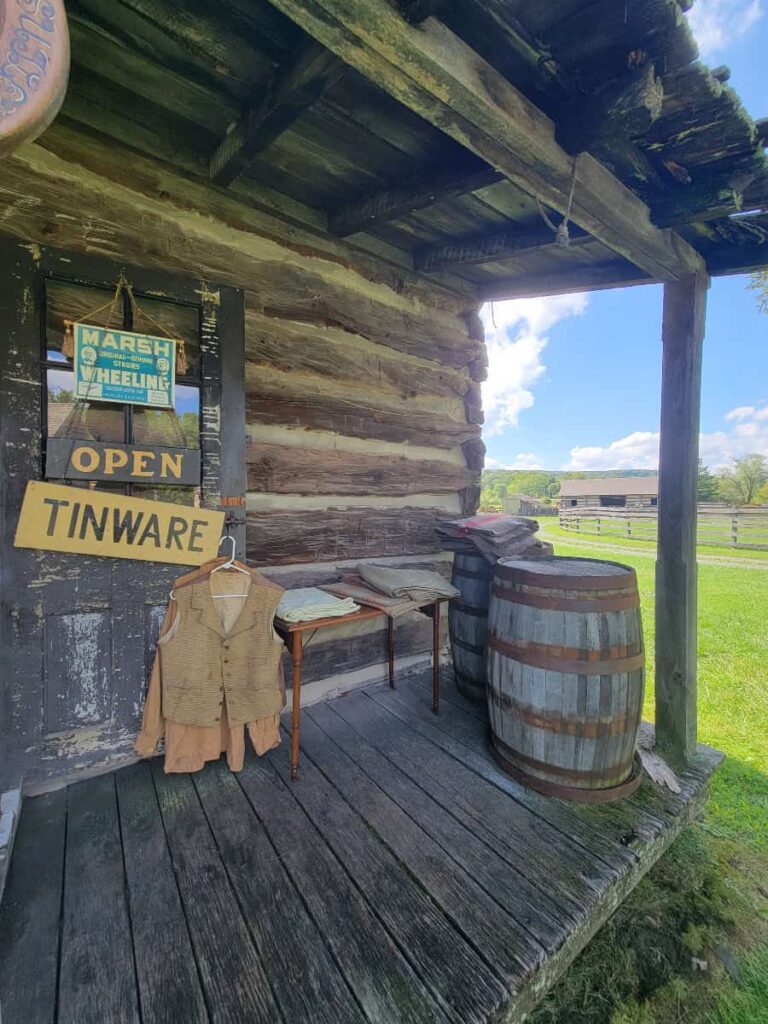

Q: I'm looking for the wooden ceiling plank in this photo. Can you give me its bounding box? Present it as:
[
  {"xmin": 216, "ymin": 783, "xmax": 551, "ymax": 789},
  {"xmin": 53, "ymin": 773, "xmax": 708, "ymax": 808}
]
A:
[
  {"xmin": 415, "ymin": 224, "xmax": 592, "ymax": 271},
  {"xmin": 210, "ymin": 41, "xmax": 347, "ymax": 185},
  {"xmin": 329, "ymin": 164, "xmax": 503, "ymax": 237},
  {"xmin": 265, "ymin": 0, "xmax": 703, "ymax": 280},
  {"xmin": 479, "ymin": 263, "xmax": 654, "ymax": 301}
]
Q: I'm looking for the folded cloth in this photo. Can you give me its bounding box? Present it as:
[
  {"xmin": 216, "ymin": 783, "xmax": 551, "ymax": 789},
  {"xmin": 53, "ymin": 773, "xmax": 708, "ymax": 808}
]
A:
[
  {"xmin": 277, "ymin": 587, "xmax": 359, "ymax": 623},
  {"xmin": 321, "ymin": 581, "xmax": 422, "ymax": 617},
  {"xmin": 436, "ymin": 512, "xmax": 547, "ymax": 563},
  {"xmin": 355, "ymin": 564, "xmax": 459, "ymax": 603}
]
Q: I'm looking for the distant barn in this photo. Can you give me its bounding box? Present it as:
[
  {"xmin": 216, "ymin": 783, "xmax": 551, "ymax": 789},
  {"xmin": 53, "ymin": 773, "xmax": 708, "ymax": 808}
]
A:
[{"xmin": 559, "ymin": 476, "xmax": 659, "ymax": 509}]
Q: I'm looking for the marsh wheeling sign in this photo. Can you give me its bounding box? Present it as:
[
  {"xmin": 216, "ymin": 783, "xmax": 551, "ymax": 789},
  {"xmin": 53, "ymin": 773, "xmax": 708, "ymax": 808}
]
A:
[
  {"xmin": 73, "ymin": 323, "xmax": 176, "ymax": 408},
  {"xmin": 14, "ymin": 482, "xmax": 224, "ymax": 565}
]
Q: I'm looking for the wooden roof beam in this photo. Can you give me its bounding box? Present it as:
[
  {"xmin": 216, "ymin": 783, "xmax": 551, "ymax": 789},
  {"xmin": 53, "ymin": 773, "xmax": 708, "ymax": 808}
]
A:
[
  {"xmin": 266, "ymin": 0, "xmax": 703, "ymax": 281},
  {"xmin": 479, "ymin": 263, "xmax": 653, "ymax": 301},
  {"xmin": 415, "ymin": 223, "xmax": 592, "ymax": 271},
  {"xmin": 329, "ymin": 162, "xmax": 502, "ymax": 237},
  {"xmin": 210, "ymin": 41, "xmax": 346, "ymax": 186}
]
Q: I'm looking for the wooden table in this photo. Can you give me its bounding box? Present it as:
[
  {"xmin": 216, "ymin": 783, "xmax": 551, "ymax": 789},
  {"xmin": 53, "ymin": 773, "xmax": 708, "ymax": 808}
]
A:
[{"xmin": 275, "ymin": 599, "xmax": 449, "ymax": 779}]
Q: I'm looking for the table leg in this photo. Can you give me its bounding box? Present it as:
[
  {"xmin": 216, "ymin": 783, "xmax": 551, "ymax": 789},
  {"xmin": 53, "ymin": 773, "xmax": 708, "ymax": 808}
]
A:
[
  {"xmin": 387, "ymin": 616, "xmax": 395, "ymax": 688},
  {"xmin": 432, "ymin": 601, "xmax": 440, "ymax": 714},
  {"xmin": 290, "ymin": 632, "xmax": 302, "ymax": 780}
]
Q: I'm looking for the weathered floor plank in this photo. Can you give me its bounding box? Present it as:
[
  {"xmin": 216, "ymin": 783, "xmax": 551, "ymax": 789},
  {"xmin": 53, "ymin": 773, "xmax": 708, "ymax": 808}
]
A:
[
  {"xmin": 192, "ymin": 758, "xmax": 366, "ymax": 1024},
  {"xmin": 236, "ymin": 750, "xmax": 453, "ymax": 1024},
  {"xmin": 302, "ymin": 704, "xmax": 539, "ymax": 983},
  {"xmin": 379, "ymin": 675, "xmax": 654, "ymax": 858},
  {"xmin": 334, "ymin": 691, "xmax": 602, "ymax": 924},
  {"xmin": 116, "ymin": 763, "xmax": 209, "ymax": 1024},
  {"xmin": 0, "ymin": 669, "xmax": 723, "ymax": 1024},
  {"xmin": 264, "ymin": 729, "xmax": 509, "ymax": 1024},
  {"xmin": 151, "ymin": 760, "xmax": 279, "ymax": 1024},
  {"xmin": 0, "ymin": 790, "xmax": 66, "ymax": 1024},
  {"xmin": 58, "ymin": 775, "xmax": 140, "ymax": 1024}
]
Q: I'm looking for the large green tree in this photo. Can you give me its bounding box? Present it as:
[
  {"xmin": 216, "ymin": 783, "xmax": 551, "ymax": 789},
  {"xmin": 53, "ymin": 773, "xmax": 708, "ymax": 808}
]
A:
[
  {"xmin": 717, "ymin": 454, "xmax": 768, "ymax": 505},
  {"xmin": 696, "ymin": 459, "xmax": 719, "ymax": 501}
]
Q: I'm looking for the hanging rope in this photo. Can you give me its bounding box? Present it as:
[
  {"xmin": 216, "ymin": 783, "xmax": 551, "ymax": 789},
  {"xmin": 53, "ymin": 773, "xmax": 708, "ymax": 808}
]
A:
[
  {"xmin": 62, "ymin": 272, "xmax": 188, "ymax": 374},
  {"xmin": 536, "ymin": 154, "xmax": 579, "ymax": 248},
  {"xmin": 56, "ymin": 272, "xmax": 190, "ymax": 450}
]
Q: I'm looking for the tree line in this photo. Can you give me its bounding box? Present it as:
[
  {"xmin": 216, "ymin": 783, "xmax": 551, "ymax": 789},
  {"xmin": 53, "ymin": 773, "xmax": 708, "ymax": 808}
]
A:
[{"xmin": 480, "ymin": 455, "xmax": 768, "ymax": 510}]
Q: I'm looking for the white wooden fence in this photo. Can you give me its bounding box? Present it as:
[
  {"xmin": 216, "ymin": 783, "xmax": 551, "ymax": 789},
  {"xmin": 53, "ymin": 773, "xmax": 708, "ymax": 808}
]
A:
[{"xmin": 558, "ymin": 505, "xmax": 768, "ymax": 550}]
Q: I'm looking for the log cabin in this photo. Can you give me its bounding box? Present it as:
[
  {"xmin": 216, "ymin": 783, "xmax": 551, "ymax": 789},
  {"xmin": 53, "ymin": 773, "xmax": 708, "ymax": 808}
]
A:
[{"xmin": 0, "ymin": 1, "xmax": 765, "ymax": 1021}]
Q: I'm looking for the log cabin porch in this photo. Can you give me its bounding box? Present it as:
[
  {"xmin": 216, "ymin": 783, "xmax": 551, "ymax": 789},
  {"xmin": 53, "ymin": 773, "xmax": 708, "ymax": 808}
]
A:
[
  {"xmin": 0, "ymin": 667, "xmax": 722, "ymax": 1024},
  {"xmin": 1, "ymin": 0, "xmax": 766, "ymax": 1020}
]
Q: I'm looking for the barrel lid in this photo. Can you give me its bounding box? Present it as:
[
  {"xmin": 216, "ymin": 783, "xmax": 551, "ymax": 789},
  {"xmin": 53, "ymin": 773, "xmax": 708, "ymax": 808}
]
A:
[{"xmin": 495, "ymin": 556, "xmax": 636, "ymax": 590}]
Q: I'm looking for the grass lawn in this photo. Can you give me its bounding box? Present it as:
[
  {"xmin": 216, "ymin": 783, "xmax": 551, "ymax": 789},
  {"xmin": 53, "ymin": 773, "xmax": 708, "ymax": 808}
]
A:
[
  {"xmin": 528, "ymin": 538, "xmax": 768, "ymax": 1024},
  {"xmin": 539, "ymin": 522, "xmax": 768, "ymax": 563}
]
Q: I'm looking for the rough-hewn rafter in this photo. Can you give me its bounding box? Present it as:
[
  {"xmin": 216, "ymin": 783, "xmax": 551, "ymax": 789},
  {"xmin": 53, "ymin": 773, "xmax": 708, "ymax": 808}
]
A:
[
  {"xmin": 478, "ymin": 263, "xmax": 652, "ymax": 301},
  {"xmin": 210, "ymin": 41, "xmax": 345, "ymax": 186},
  {"xmin": 415, "ymin": 223, "xmax": 591, "ymax": 271},
  {"xmin": 329, "ymin": 163, "xmax": 501, "ymax": 237},
  {"xmin": 265, "ymin": 0, "xmax": 703, "ymax": 281}
]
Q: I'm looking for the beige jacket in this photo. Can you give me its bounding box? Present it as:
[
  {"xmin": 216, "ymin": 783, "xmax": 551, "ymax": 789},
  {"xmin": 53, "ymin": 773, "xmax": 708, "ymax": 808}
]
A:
[{"xmin": 135, "ymin": 558, "xmax": 285, "ymax": 772}]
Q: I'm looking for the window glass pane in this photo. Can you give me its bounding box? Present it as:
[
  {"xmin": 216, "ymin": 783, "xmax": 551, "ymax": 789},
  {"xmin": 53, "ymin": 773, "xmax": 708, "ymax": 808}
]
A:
[
  {"xmin": 131, "ymin": 484, "xmax": 199, "ymax": 507},
  {"xmin": 132, "ymin": 385, "xmax": 200, "ymax": 449},
  {"xmin": 46, "ymin": 281, "xmax": 122, "ymax": 364},
  {"xmin": 47, "ymin": 369, "xmax": 125, "ymax": 442},
  {"xmin": 132, "ymin": 295, "xmax": 201, "ymax": 380}
]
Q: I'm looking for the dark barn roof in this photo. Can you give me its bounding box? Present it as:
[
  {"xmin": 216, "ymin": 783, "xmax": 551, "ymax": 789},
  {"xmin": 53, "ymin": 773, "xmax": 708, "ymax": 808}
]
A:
[{"xmin": 37, "ymin": 0, "xmax": 768, "ymax": 302}]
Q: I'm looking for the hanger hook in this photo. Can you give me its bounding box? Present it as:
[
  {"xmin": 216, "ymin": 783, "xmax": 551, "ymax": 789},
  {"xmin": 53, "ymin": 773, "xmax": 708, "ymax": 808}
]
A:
[{"xmin": 218, "ymin": 534, "xmax": 236, "ymax": 564}]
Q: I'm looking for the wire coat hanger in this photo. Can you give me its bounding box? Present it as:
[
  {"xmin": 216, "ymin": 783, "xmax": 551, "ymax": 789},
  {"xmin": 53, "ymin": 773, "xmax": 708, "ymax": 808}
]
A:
[{"xmin": 210, "ymin": 534, "xmax": 250, "ymax": 598}]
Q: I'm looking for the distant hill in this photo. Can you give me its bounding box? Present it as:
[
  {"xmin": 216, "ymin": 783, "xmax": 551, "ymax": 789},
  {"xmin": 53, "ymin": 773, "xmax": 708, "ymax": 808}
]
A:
[{"xmin": 480, "ymin": 468, "xmax": 657, "ymax": 509}]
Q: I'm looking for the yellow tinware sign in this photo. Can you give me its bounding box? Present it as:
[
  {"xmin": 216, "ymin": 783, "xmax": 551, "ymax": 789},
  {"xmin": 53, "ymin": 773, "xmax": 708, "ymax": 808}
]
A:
[{"xmin": 14, "ymin": 482, "xmax": 224, "ymax": 566}]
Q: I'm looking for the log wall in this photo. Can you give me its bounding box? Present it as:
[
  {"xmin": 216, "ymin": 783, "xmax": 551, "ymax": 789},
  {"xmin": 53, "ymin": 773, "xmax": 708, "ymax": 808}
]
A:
[{"xmin": 0, "ymin": 134, "xmax": 485, "ymax": 704}]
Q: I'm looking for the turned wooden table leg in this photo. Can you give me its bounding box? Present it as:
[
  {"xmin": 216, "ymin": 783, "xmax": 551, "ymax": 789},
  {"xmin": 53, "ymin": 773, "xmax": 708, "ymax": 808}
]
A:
[
  {"xmin": 432, "ymin": 601, "xmax": 440, "ymax": 714},
  {"xmin": 290, "ymin": 631, "xmax": 302, "ymax": 780},
  {"xmin": 387, "ymin": 616, "xmax": 395, "ymax": 688}
]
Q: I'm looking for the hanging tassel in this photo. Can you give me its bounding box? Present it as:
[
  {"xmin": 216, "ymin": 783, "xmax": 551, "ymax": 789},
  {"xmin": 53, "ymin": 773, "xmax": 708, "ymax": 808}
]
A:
[
  {"xmin": 175, "ymin": 339, "xmax": 188, "ymax": 375},
  {"xmin": 62, "ymin": 321, "xmax": 74, "ymax": 360}
]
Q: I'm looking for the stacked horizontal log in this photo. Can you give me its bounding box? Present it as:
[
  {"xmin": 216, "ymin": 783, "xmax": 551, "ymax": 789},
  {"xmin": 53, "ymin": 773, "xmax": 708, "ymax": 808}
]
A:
[{"xmin": 0, "ymin": 138, "xmax": 484, "ymax": 693}]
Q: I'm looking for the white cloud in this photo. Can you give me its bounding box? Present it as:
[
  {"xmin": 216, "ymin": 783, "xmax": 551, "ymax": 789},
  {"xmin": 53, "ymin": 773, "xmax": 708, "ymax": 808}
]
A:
[
  {"xmin": 687, "ymin": 0, "xmax": 762, "ymax": 56},
  {"xmin": 565, "ymin": 404, "xmax": 768, "ymax": 472},
  {"xmin": 480, "ymin": 294, "xmax": 588, "ymax": 435},
  {"xmin": 485, "ymin": 452, "xmax": 544, "ymax": 470}
]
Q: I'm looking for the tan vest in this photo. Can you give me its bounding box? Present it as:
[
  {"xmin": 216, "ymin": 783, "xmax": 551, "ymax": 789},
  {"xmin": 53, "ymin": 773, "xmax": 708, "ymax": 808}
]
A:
[{"xmin": 159, "ymin": 576, "xmax": 284, "ymax": 728}]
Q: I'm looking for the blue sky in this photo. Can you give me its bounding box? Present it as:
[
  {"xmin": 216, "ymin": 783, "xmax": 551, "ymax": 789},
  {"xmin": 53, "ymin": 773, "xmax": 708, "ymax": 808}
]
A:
[{"xmin": 482, "ymin": 0, "xmax": 768, "ymax": 473}]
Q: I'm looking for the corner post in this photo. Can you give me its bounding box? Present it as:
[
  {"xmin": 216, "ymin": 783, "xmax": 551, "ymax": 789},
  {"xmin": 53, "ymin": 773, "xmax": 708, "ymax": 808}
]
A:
[{"xmin": 655, "ymin": 270, "xmax": 709, "ymax": 763}]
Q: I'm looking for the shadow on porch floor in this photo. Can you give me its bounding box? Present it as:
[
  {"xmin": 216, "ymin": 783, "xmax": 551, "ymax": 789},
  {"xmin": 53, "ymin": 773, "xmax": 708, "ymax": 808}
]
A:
[{"xmin": 0, "ymin": 669, "xmax": 721, "ymax": 1024}]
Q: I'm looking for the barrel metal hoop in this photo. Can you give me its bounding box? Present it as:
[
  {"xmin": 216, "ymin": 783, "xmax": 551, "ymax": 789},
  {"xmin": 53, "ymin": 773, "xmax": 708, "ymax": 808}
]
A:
[
  {"xmin": 491, "ymin": 583, "xmax": 639, "ymax": 612},
  {"xmin": 487, "ymin": 632, "xmax": 644, "ymax": 675},
  {"xmin": 486, "ymin": 684, "xmax": 638, "ymax": 738},
  {"xmin": 491, "ymin": 734, "xmax": 636, "ymax": 783},
  {"xmin": 452, "ymin": 600, "xmax": 487, "ymax": 617},
  {"xmin": 490, "ymin": 738, "xmax": 643, "ymax": 803},
  {"xmin": 451, "ymin": 635, "xmax": 486, "ymax": 656},
  {"xmin": 453, "ymin": 566, "xmax": 493, "ymax": 581},
  {"xmin": 494, "ymin": 562, "xmax": 637, "ymax": 591}
]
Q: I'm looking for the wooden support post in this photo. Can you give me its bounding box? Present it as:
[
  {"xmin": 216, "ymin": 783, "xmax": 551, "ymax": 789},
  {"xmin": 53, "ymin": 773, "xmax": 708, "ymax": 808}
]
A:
[{"xmin": 655, "ymin": 271, "xmax": 709, "ymax": 764}]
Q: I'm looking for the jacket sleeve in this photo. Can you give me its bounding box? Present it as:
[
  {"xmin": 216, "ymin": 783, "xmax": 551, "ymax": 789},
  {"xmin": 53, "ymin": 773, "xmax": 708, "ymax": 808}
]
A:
[{"xmin": 134, "ymin": 600, "xmax": 179, "ymax": 757}]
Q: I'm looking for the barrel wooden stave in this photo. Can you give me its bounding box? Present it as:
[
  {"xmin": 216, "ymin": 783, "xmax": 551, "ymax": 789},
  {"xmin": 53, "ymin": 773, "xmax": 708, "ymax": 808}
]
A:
[
  {"xmin": 486, "ymin": 557, "xmax": 644, "ymax": 800},
  {"xmin": 449, "ymin": 552, "xmax": 492, "ymax": 701}
]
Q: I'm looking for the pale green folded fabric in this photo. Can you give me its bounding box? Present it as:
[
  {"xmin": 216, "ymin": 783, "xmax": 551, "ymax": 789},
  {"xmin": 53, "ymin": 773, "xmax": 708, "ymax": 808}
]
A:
[{"xmin": 277, "ymin": 587, "xmax": 360, "ymax": 623}]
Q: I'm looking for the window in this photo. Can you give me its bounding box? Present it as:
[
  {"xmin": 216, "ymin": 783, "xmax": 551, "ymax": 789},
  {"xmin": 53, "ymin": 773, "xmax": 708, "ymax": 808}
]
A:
[
  {"xmin": 599, "ymin": 495, "xmax": 627, "ymax": 508},
  {"xmin": 650, "ymin": 497, "xmax": 658, "ymax": 507},
  {"xmin": 570, "ymin": 499, "xmax": 578, "ymax": 507},
  {"xmin": 43, "ymin": 279, "xmax": 202, "ymax": 503}
]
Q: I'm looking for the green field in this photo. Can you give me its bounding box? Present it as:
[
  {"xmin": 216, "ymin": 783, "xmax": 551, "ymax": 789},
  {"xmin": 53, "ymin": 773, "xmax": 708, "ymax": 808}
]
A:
[
  {"xmin": 541, "ymin": 521, "xmax": 768, "ymax": 563},
  {"xmin": 529, "ymin": 537, "xmax": 768, "ymax": 1024}
]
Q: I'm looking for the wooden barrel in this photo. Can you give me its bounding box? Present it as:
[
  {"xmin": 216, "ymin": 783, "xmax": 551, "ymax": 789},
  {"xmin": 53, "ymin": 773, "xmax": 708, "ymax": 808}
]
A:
[
  {"xmin": 449, "ymin": 552, "xmax": 493, "ymax": 701},
  {"xmin": 486, "ymin": 557, "xmax": 644, "ymax": 802}
]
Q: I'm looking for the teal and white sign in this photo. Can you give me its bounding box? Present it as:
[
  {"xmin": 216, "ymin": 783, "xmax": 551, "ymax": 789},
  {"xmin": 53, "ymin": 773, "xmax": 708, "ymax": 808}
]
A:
[{"xmin": 73, "ymin": 323, "xmax": 176, "ymax": 408}]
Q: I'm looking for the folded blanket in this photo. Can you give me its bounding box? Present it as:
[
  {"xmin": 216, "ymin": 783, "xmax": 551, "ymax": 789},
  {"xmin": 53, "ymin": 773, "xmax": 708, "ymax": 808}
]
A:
[
  {"xmin": 322, "ymin": 581, "xmax": 421, "ymax": 617},
  {"xmin": 355, "ymin": 564, "xmax": 459, "ymax": 602},
  {"xmin": 277, "ymin": 587, "xmax": 359, "ymax": 623}
]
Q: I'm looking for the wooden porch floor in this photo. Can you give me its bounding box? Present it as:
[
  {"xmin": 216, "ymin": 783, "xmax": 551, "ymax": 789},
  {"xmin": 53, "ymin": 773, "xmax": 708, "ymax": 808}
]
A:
[{"xmin": 0, "ymin": 670, "xmax": 721, "ymax": 1024}]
